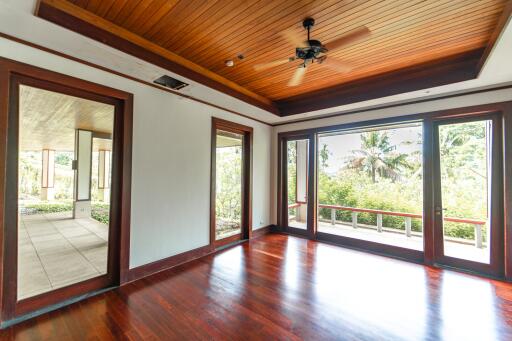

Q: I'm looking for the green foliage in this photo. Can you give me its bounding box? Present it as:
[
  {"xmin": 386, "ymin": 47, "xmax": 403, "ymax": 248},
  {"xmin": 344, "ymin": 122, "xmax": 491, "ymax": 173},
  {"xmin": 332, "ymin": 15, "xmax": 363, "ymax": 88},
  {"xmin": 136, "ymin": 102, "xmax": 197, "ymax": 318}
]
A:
[
  {"xmin": 24, "ymin": 201, "xmax": 110, "ymax": 225},
  {"xmin": 25, "ymin": 202, "xmax": 72, "ymax": 213},
  {"xmin": 216, "ymin": 145, "xmax": 242, "ymax": 226},
  {"xmin": 317, "ymin": 124, "xmax": 488, "ymax": 241},
  {"xmin": 19, "ymin": 153, "xmax": 41, "ymax": 197},
  {"xmin": 55, "ymin": 153, "xmax": 72, "ymax": 166},
  {"xmin": 318, "ymin": 170, "xmax": 423, "ymax": 232},
  {"xmin": 346, "ymin": 131, "xmax": 413, "ymax": 183},
  {"xmin": 91, "ymin": 203, "xmax": 110, "ymax": 225},
  {"xmin": 287, "ymin": 141, "xmax": 297, "ymax": 204}
]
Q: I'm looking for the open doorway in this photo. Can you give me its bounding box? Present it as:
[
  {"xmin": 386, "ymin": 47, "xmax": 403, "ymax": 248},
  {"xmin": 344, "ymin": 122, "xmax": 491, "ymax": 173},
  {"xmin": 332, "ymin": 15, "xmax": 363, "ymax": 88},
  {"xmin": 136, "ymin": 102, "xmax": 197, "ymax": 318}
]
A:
[
  {"xmin": 210, "ymin": 118, "xmax": 252, "ymax": 248},
  {"xmin": 0, "ymin": 60, "xmax": 132, "ymax": 321},
  {"xmin": 17, "ymin": 85, "xmax": 114, "ymax": 300}
]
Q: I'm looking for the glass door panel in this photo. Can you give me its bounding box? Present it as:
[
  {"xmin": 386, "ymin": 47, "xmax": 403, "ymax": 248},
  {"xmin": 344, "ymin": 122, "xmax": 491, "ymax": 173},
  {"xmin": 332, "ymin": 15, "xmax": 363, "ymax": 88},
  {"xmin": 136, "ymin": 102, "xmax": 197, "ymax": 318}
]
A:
[
  {"xmin": 215, "ymin": 130, "xmax": 243, "ymax": 240},
  {"xmin": 17, "ymin": 85, "xmax": 114, "ymax": 300},
  {"xmin": 433, "ymin": 115, "xmax": 503, "ymax": 276},
  {"xmin": 286, "ymin": 139, "xmax": 309, "ymax": 230},
  {"xmin": 437, "ymin": 120, "xmax": 492, "ymax": 263},
  {"xmin": 316, "ymin": 124, "xmax": 424, "ymax": 250}
]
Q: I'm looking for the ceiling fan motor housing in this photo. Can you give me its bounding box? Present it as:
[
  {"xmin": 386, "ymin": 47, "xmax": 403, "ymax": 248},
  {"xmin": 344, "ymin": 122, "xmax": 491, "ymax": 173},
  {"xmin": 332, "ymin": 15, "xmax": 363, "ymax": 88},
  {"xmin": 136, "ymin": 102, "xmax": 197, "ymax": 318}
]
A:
[
  {"xmin": 296, "ymin": 18, "xmax": 327, "ymax": 62},
  {"xmin": 296, "ymin": 40, "xmax": 326, "ymax": 61}
]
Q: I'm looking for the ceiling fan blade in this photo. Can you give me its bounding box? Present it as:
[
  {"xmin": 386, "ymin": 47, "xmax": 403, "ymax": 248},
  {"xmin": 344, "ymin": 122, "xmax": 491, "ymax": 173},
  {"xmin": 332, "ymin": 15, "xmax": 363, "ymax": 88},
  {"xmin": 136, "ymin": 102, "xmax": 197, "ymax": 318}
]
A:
[
  {"xmin": 253, "ymin": 57, "xmax": 295, "ymax": 71},
  {"xmin": 280, "ymin": 28, "xmax": 308, "ymax": 47},
  {"xmin": 324, "ymin": 26, "xmax": 371, "ymax": 51},
  {"xmin": 322, "ymin": 58, "xmax": 353, "ymax": 73},
  {"xmin": 288, "ymin": 65, "xmax": 307, "ymax": 87}
]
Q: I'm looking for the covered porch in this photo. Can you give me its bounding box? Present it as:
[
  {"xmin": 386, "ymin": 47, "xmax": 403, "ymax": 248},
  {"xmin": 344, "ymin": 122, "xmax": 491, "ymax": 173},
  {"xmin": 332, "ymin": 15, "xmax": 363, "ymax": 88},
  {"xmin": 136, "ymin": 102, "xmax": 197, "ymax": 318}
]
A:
[{"xmin": 17, "ymin": 85, "xmax": 114, "ymax": 299}]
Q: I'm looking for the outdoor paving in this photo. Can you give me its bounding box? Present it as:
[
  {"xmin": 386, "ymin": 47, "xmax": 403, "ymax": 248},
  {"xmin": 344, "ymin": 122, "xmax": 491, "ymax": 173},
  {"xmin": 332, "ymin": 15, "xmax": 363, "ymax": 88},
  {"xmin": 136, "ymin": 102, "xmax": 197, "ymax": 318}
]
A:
[
  {"xmin": 289, "ymin": 220, "xmax": 490, "ymax": 264},
  {"xmin": 18, "ymin": 211, "xmax": 108, "ymax": 300}
]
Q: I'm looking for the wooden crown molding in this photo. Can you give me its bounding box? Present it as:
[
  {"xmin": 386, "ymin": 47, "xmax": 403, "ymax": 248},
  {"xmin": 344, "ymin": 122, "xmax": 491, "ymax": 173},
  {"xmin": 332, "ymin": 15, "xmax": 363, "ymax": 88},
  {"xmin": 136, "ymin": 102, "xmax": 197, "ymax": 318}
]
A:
[
  {"xmin": 276, "ymin": 48, "xmax": 484, "ymax": 116},
  {"xmin": 476, "ymin": 0, "xmax": 512, "ymax": 75},
  {"xmin": 36, "ymin": 0, "xmax": 279, "ymax": 115}
]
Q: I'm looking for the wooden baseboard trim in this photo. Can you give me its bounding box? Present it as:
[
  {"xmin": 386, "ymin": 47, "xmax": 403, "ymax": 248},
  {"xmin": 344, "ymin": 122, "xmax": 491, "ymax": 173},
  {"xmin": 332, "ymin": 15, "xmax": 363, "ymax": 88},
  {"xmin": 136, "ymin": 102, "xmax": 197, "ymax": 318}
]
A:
[
  {"xmin": 126, "ymin": 244, "xmax": 214, "ymax": 283},
  {"xmin": 252, "ymin": 225, "xmax": 273, "ymax": 238},
  {"xmin": 125, "ymin": 225, "xmax": 274, "ymax": 283}
]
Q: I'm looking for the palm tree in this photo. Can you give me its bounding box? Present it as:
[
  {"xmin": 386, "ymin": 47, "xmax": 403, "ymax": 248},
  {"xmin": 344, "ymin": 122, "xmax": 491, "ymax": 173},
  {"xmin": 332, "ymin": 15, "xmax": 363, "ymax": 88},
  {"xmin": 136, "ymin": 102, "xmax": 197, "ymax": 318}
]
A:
[{"xmin": 347, "ymin": 131, "xmax": 412, "ymax": 183}]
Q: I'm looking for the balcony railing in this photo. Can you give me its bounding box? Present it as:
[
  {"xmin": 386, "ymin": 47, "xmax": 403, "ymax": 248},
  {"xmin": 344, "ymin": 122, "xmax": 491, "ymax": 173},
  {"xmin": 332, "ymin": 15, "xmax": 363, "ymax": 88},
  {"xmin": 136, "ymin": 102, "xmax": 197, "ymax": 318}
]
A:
[{"xmin": 288, "ymin": 202, "xmax": 486, "ymax": 248}]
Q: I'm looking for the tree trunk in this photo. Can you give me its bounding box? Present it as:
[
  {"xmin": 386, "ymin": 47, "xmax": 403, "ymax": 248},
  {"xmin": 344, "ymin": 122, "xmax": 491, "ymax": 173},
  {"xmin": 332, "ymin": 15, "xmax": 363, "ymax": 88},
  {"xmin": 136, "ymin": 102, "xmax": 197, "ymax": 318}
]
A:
[{"xmin": 371, "ymin": 166, "xmax": 376, "ymax": 183}]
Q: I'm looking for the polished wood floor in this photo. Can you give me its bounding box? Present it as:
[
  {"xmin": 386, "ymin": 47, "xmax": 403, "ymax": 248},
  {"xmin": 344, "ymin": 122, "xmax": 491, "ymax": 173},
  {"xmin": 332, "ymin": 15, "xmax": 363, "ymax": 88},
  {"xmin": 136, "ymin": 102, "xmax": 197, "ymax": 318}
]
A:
[{"xmin": 1, "ymin": 233, "xmax": 512, "ymax": 340}]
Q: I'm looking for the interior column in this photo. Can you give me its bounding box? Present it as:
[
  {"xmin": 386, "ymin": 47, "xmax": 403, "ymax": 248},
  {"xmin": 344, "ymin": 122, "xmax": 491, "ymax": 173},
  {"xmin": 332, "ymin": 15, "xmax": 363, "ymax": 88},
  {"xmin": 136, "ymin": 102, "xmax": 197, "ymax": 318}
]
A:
[
  {"xmin": 98, "ymin": 149, "xmax": 111, "ymax": 202},
  {"xmin": 40, "ymin": 149, "xmax": 55, "ymax": 201},
  {"xmin": 73, "ymin": 130, "xmax": 92, "ymax": 218}
]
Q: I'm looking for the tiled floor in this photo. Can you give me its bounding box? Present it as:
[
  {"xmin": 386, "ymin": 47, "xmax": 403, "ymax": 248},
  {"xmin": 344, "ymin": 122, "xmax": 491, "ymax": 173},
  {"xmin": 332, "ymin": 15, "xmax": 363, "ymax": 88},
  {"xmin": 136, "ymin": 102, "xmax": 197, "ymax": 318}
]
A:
[{"xmin": 18, "ymin": 212, "xmax": 109, "ymax": 300}]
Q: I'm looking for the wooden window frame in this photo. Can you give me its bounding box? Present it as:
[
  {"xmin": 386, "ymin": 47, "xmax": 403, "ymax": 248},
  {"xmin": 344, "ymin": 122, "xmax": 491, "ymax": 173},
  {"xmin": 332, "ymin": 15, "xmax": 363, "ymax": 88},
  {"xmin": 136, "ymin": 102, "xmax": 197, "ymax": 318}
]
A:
[
  {"xmin": 277, "ymin": 101, "xmax": 512, "ymax": 281},
  {"xmin": 210, "ymin": 117, "xmax": 253, "ymax": 249},
  {"xmin": 0, "ymin": 57, "xmax": 133, "ymax": 322}
]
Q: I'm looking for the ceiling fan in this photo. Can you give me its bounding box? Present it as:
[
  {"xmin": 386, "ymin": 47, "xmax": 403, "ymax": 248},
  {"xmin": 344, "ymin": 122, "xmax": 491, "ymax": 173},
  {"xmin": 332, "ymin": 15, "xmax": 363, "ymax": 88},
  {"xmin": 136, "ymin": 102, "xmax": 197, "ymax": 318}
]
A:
[{"xmin": 254, "ymin": 18, "xmax": 371, "ymax": 87}]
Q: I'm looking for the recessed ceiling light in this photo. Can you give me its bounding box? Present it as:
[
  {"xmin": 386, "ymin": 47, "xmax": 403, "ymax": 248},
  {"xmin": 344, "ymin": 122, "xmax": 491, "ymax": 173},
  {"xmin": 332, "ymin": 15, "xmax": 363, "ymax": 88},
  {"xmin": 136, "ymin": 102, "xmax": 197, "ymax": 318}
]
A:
[{"xmin": 225, "ymin": 60, "xmax": 234, "ymax": 67}]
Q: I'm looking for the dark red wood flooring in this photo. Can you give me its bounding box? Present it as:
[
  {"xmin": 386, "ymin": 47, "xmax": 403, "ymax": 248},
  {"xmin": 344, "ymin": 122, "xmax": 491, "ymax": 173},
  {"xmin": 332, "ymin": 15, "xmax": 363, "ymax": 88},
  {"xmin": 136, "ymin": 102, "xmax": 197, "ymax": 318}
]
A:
[{"xmin": 1, "ymin": 234, "xmax": 512, "ymax": 340}]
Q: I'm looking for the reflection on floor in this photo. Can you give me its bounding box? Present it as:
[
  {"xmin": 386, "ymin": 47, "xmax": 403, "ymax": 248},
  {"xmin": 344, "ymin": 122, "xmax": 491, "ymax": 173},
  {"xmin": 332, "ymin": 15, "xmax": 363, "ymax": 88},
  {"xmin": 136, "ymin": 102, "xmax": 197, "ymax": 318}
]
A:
[
  {"xmin": 3, "ymin": 234, "xmax": 512, "ymax": 340},
  {"xmin": 18, "ymin": 212, "xmax": 108, "ymax": 299},
  {"xmin": 291, "ymin": 220, "xmax": 490, "ymax": 263}
]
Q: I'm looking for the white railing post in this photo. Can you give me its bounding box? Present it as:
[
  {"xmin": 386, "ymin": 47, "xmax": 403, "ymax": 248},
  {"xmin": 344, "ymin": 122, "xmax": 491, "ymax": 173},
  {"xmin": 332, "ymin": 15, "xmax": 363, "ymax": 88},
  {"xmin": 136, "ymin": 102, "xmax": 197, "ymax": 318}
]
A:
[
  {"xmin": 377, "ymin": 214, "xmax": 383, "ymax": 232},
  {"xmin": 405, "ymin": 217, "xmax": 412, "ymax": 237},
  {"xmin": 331, "ymin": 208, "xmax": 336, "ymax": 225},
  {"xmin": 474, "ymin": 224, "xmax": 483, "ymax": 249},
  {"xmin": 352, "ymin": 212, "xmax": 358, "ymax": 228}
]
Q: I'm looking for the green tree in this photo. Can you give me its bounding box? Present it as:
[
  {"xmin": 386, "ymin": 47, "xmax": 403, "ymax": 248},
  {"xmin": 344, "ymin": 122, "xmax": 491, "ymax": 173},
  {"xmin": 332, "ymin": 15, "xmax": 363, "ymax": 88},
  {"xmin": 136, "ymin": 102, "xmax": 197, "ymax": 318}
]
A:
[
  {"xmin": 347, "ymin": 131, "xmax": 412, "ymax": 183},
  {"xmin": 216, "ymin": 146, "xmax": 242, "ymax": 227},
  {"xmin": 319, "ymin": 143, "xmax": 330, "ymax": 169}
]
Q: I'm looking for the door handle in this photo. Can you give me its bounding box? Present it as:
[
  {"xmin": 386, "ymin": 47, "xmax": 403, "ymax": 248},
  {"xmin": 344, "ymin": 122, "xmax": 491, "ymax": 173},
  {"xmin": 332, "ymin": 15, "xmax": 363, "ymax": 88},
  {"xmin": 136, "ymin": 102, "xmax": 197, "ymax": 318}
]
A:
[{"xmin": 435, "ymin": 206, "xmax": 447, "ymax": 215}]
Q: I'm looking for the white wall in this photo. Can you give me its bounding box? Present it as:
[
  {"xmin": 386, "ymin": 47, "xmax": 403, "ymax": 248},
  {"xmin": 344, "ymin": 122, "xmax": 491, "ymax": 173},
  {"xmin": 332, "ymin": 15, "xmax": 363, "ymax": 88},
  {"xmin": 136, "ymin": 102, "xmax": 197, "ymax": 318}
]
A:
[
  {"xmin": 270, "ymin": 87, "xmax": 512, "ymax": 224},
  {"xmin": 0, "ymin": 37, "xmax": 272, "ymax": 269}
]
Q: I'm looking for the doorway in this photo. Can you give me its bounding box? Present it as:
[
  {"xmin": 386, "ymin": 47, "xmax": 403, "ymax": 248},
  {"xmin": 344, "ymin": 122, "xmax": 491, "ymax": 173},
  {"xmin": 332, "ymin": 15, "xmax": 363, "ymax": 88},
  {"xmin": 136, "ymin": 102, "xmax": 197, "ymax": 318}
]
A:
[
  {"xmin": 210, "ymin": 118, "xmax": 252, "ymax": 248},
  {"xmin": 432, "ymin": 114, "xmax": 504, "ymax": 277},
  {"xmin": 0, "ymin": 59, "xmax": 133, "ymax": 321}
]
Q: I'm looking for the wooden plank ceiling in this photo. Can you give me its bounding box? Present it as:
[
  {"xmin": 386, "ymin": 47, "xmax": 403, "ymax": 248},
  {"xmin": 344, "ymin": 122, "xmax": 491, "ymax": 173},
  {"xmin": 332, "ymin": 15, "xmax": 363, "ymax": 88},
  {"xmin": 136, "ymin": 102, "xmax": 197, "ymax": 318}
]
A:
[{"xmin": 64, "ymin": 0, "xmax": 506, "ymax": 102}]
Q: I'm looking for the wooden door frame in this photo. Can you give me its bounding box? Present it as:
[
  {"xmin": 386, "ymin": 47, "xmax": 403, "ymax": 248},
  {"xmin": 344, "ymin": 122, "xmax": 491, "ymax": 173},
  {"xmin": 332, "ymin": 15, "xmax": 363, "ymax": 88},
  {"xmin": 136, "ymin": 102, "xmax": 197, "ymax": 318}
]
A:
[
  {"xmin": 276, "ymin": 101, "xmax": 512, "ymax": 280},
  {"xmin": 431, "ymin": 112, "xmax": 504, "ymax": 278},
  {"xmin": 0, "ymin": 57, "xmax": 133, "ymax": 322},
  {"xmin": 210, "ymin": 117, "xmax": 253, "ymax": 249}
]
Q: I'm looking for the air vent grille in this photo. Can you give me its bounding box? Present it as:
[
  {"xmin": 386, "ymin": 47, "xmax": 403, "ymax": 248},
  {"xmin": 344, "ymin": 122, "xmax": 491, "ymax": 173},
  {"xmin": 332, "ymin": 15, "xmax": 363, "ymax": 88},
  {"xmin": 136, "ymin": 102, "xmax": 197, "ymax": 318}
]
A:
[{"xmin": 154, "ymin": 75, "xmax": 189, "ymax": 90}]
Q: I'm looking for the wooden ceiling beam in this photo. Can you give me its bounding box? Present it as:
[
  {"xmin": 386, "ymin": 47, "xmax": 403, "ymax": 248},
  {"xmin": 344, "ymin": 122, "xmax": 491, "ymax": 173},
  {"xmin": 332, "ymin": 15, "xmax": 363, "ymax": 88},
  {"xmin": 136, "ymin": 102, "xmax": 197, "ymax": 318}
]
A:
[{"xmin": 36, "ymin": 0, "xmax": 280, "ymax": 115}]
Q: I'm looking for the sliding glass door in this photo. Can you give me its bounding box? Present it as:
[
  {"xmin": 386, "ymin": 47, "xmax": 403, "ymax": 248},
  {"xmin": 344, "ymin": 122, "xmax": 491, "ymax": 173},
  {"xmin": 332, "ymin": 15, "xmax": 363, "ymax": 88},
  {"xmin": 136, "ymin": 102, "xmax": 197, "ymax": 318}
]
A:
[
  {"xmin": 432, "ymin": 114, "xmax": 504, "ymax": 277},
  {"xmin": 281, "ymin": 135, "xmax": 314, "ymax": 236},
  {"xmin": 279, "ymin": 109, "xmax": 506, "ymax": 277},
  {"xmin": 315, "ymin": 124, "xmax": 424, "ymax": 256}
]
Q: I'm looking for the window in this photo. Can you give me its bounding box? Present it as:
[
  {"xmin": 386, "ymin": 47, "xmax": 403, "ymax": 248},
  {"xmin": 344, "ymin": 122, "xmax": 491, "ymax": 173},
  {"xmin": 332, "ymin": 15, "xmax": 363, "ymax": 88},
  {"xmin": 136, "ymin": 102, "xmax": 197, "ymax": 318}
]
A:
[{"xmin": 317, "ymin": 124, "xmax": 423, "ymax": 250}]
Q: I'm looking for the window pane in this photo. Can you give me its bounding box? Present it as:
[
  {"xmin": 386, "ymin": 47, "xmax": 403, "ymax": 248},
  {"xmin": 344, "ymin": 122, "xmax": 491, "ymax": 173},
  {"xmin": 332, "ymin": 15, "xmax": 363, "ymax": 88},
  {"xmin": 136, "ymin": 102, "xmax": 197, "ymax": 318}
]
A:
[
  {"xmin": 215, "ymin": 130, "xmax": 243, "ymax": 240},
  {"xmin": 317, "ymin": 124, "xmax": 423, "ymax": 250},
  {"xmin": 438, "ymin": 120, "xmax": 491, "ymax": 263},
  {"xmin": 287, "ymin": 140, "xmax": 308, "ymax": 229}
]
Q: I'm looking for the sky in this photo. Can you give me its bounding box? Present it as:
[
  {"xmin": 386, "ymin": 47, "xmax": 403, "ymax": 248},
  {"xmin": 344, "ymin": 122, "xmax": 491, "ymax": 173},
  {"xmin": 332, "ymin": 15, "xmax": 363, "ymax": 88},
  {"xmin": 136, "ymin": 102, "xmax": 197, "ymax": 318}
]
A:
[{"xmin": 317, "ymin": 124, "xmax": 423, "ymax": 175}]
